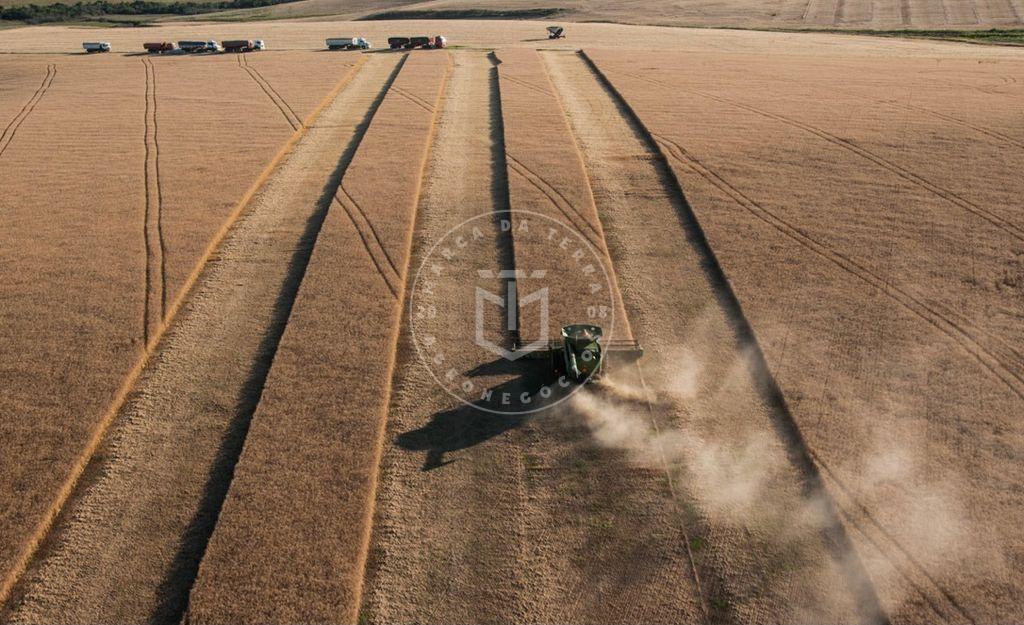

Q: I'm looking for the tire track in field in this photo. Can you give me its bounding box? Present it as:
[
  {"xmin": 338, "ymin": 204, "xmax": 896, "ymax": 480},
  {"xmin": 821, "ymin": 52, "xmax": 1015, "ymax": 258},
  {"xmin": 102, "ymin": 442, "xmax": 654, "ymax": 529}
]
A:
[
  {"xmin": 142, "ymin": 57, "xmax": 166, "ymax": 345},
  {"xmin": 0, "ymin": 63, "xmax": 55, "ymax": 159},
  {"xmin": 334, "ymin": 187, "xmax": 400, "ymax": 297},
  {"xmin": 328, "ymin": 54, "xmax": 410, "ymax": 298},
  {"xmin": 503, "ymin": 73, "xmax": 553, "ymax": 97},
  {"xmin": 505, "ymin": 154, "xmax": 603, "ymax": 248},
  {"xmin": 614, "ymin": 71, "xmax": 1024, "ymax": 244},
  {"xmin": 391, "ymin": 85, "xmax": 434, "ymax": 113},
  {"xmin": 238, "ymin": 54, "xmax": 301, "ymax": 130},
  {"xmin": 812, "ymin": 450, "xmax": 979, "ymax": 624},
  {"xmin": 0, "ymin": 58, "xmax": 371, "ymax": 621},
  {"xmin": 572, "ymin": 51, "xmax": 887, "ymax": 624},
  {"xmin": 601, "ymin": 66, "xmax": 1024, "ymax": 388},
  {"xmin": 770, "ymin": 74, "xmax": 1024, "ymax": 151},
  {"xmin": 651, "ymin": 131, "xmax": 1024, "ymax": 401}
]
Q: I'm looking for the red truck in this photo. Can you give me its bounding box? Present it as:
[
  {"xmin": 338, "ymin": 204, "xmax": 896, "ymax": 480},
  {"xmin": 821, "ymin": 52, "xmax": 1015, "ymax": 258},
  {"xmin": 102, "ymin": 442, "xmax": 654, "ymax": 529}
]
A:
[{"xmin": 143, "ymin": 42, "xmax": 176, "ymax": 53}]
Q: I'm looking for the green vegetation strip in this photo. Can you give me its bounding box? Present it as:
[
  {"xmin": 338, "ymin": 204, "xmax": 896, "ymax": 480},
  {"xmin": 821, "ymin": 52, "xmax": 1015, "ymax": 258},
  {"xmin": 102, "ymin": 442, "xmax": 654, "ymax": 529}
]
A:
[
  {"xmin": 840, "ymin": 28, "xmax": 1024, "ymax": 45},
  {"xmin": 358, "ymin": 7, "xmax": 562, "ymax": 21},
  {"xmin": 0, "ymin": 0, "xmax": 297, "ymax": 24}
]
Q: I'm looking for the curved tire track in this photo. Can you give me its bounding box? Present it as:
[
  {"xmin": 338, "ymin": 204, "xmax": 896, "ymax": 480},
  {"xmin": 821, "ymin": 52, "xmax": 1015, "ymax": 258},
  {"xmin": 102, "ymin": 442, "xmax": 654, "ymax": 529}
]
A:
[
  {"xmin": 652, "ymin": 130, "xmax": 1024, "ymax": 401},
  {"xmin": 505, "ymin": 154, "xmax": 603, "ymax": 248},
  {"xmin": 142, "ymin": 57, "xmax": 166, "ymax": 345},
  {"xmin": 334, "ymin": 186, "xmax": 400, "ymax": 297},
  {"xmin": 0, "ymin": 64, "xmax": 56, "ymax": 159},
  {"xmin": 238, "ymin": 55, "xmax": 301, "ymax": 130},
  {"xmin": 614, "ymin": 70, "xmax": 1024, "ymax": 244}
]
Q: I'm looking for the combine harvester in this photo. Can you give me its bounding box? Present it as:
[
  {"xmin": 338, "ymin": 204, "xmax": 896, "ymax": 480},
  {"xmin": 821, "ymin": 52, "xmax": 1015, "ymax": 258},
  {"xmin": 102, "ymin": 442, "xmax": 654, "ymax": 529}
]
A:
[
  {"xmin": 523, "ymin": 324, "xmax": 643, "ymax": 384},
  {"xmin": 82, "ymin": 42, "xmax": 111, "ymax": 53},
  {"xmin": 547, "ymin": 26, "xmax": 565, "ymax": 39},
  {"xmin": 326, "ymin": 37, "xmax": 371, "ymax": 50}
]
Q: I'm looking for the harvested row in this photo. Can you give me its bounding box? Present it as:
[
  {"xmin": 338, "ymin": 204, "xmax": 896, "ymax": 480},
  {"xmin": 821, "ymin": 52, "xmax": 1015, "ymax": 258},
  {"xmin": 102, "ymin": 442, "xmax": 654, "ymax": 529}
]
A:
[
  {"xmin": 584, "ymin": 49, "xmax": 1024, "ymax": 622},
  {"xmin": 185, "ymin": 51, "xmax": 452, "ymax": 625},
  {"xmin": 440, "ymin": 48, "xmax": 706, "ymax": 622},
  {"xmin": 545, "ymin": 49, "xmax": 880, "ymax": 623},
  {"xmin": 3, "ymin": 56, "xmax": 374, "ymax": 625},
  {"xmin": 0, "ymin": 53, "xmax": 359, "ymax": 608},
  {"xmin": 363, "ymin": 50, "xmax": 538, "ymax": 624},
  {"xmin": 494, "ymin": 49, "xmax": 631, "ymax": 346}
]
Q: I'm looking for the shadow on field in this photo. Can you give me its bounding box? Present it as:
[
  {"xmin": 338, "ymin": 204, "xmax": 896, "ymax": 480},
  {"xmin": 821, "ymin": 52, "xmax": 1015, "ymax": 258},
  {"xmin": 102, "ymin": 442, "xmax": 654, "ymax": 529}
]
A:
[
  {"xmin": 396, "ymin": 361, "xmax": 567, "ymax": 471},
  {"xmin": 576, "ymin": 50, "xmax": 891, "ymax": 624},
  {"xmin": 149, "ymin": 55, "xmax": 408, "ymax": 625}
]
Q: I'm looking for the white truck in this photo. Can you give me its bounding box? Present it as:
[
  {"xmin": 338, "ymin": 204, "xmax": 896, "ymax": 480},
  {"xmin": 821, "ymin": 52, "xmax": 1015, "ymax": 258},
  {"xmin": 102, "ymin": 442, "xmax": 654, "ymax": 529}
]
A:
[
  {"xmin": 326, "ymin": 37, "xmax": 371, "ymax": 51},
  {"xmin": 82, "ymin": 42, "xmax": 111, "ymax": 53}
]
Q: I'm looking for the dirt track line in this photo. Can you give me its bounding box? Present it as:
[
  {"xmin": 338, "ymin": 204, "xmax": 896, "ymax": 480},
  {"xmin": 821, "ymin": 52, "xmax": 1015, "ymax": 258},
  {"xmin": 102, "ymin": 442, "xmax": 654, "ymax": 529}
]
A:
[
  {"xmin": 241, "ymin": 54, "xmax": 302, "ymax": 125},
  {"xmin": 142, "ymin": 57, "xmax": 166, "ymax": 345},
  {"xmin": 610, "ymin": 70, "xmax": 1024, "ymax": 244},
  {"xmin": 579, "ymin": 50, "xmax": 889, "ymax": 625},
  {"xmin": 238, "ymin": 54, "xmax": 300, "ymax": 130},
  {"xmin": 652, "ymin": 130, "xmax": 1024, "ymax": 402},
  {"xmin": 538, "ymin": 49, "xmax": 709, "ymax": 620},
  {"xmin": 326, "ymin": 56, "xmax": 412, "ymax": 299},
  {"xmin": 505, "ymin": 156, "xmax": 603, "ymax": 248},
  {"xmin": 0, "ymin": 57, "xmax": 368, "ymax": 612},
  {"xmin": 391, "ymin": 85, "xmax": 434, "ymax": 113},
  {"xmin": 0, "ymin": 63, "xmax": 55, "ymax": 159},
  {"xmin": 502, "ymin": 73, "xmax": 553, "ymax": 97},
  {"xmin": 334, "ymin": 189, "xmax": 401, "ymax": 297},
  {"xmin": 813, "ymin": 451, "xmax": 978, "ymax": 624},
  {"xmin": 349, "ymin": 51, "xmax": 454, "ymax": 622}
]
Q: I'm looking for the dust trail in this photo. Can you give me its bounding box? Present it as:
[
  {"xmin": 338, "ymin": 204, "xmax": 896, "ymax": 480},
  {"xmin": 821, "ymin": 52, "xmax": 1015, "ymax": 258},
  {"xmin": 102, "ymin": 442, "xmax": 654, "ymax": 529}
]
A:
[{"xmin": 570, "ymin": 340, "xmax": 975, "ymax": 620}]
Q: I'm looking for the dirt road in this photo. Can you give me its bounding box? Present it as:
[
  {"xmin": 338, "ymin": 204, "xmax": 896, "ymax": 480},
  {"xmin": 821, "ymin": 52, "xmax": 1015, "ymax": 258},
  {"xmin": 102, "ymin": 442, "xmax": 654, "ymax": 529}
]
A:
[{"xmin": 1, "ymin": 55, "xmax": 390, "ymax": 624}]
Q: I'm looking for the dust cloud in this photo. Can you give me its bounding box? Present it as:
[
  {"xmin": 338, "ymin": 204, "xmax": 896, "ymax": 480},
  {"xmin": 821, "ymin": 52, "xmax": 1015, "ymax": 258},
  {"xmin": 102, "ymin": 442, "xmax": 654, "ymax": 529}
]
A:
[{"xmin": 563, "ymin": 337, "xmax": 974, "ymax": 608}]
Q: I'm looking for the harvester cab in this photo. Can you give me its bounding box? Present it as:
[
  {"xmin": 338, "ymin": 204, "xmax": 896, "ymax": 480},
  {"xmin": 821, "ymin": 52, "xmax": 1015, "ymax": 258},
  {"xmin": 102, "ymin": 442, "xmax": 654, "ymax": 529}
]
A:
[
  {"xmin": 547, "ymin": 26, "xmax": 565, "ymax": 39},
  {"xmin": 524, "ymin": 324, "xmax": 644, "ymax": 384}
]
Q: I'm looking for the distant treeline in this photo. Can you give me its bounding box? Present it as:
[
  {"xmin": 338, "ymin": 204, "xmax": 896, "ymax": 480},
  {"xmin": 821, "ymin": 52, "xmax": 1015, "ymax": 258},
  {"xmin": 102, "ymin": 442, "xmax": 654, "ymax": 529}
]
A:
[{"xmin": 0, "ymin": 0, "xmax": 292, "ymax": 23}]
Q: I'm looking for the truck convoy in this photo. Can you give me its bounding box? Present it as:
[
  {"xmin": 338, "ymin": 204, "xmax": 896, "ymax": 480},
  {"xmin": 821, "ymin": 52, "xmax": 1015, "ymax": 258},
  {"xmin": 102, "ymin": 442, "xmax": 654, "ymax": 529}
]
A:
[
  {"xmin": 388, "ymin": 36, "xmax": 446, "ymax": 50},
  {"xmin": 326, "ymin": 37, "xmax": 371, "ymax": 50},
  {"xmin": 82, "ymin": 42, "xmax": 111, "ymax": 53}
]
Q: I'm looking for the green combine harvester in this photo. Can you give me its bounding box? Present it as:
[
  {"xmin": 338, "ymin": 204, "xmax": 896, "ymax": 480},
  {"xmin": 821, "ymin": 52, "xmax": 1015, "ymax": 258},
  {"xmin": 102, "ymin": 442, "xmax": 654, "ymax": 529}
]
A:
[{"xmin": 525, "ymin": 324, "xmax": 644, "ymax": 383}]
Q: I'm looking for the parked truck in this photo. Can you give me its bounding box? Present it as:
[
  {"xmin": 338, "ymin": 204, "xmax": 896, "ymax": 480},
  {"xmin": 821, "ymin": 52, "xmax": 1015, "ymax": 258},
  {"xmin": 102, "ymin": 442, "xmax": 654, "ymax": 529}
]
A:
[
  {"xmin": 82, "ymin": 42, "xmax": 111, "ymax": 53},
  {"xmin": 178, "ymin": 40, "xmax": 207, "ymax": 53},
  {"xmin": 223, "ymin": 39, "xmax": 255, "ymax": 52},
  {"xmin": 326, "ymin": 37, "xmax": 370, "ymax": 50},
  {"xmin": 144, "ymin": 42, "xmax": 176, "ymax": 53}
]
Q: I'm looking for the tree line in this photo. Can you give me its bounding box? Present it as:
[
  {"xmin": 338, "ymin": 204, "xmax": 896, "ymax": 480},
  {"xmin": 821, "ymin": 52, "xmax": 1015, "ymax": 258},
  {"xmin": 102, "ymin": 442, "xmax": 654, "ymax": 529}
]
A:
[{"xmin": 0, "ymin": 0, "xmax": 290, "ymax": 23}]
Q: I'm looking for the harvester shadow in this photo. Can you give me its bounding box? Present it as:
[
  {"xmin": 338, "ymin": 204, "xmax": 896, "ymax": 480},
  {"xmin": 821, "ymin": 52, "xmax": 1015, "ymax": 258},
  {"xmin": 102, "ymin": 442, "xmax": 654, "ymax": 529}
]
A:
[
  {"xmin": 578, "ymin": 52, "xmax": 891, "ymax": 625},
  {"xmin": 396, "ymin": 361, "xmax": 565, "ymax": 471},
  {"xmin": 149, "ymin": 55, "xmax": 407, "ymax": 625}
]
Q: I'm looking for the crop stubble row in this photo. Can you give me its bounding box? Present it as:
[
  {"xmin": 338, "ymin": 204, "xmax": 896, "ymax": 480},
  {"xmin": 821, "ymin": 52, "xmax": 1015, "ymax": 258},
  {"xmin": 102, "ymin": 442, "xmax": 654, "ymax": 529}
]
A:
[
  {"xmin": 0, "ymin": 52, "xmax": 360, "ymax": 607},
  {"xmin": 183, "ymin": 51, "xmax": 452, "ymax": 625},
  {"xmin": 584, "ymin": 48, "xmax": 1024, "ymax": 623}
]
